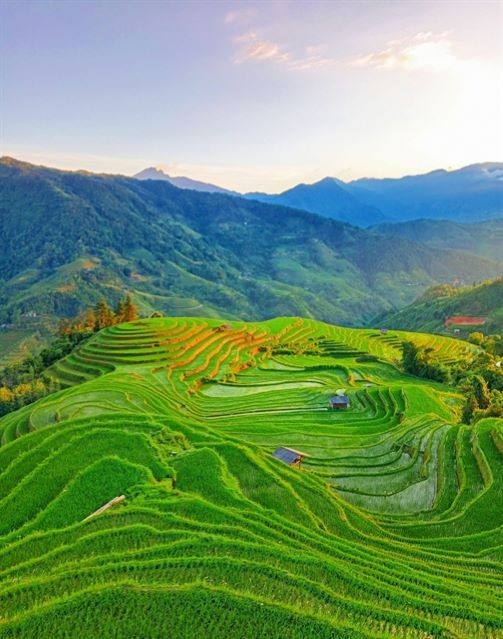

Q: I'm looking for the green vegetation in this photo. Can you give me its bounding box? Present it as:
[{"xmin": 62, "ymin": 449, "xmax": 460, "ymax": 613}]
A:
[
  {"xmin": 1, "ymin": 157, "xmax": 501, "ymax": 362},
  {"xmin": 0, "ymin": 316, "xmax": 501, "ymax": 637},
  {"xmin": 0, "ymin": 295, "xmax": 140, "ymax": 416},
  {"xmin": 373, "ymin": 218, "xmax": 503, "ymax": 263},
  {"xmin": 401, "ymin": 334, "xmax": 503, "ymax": 423},
  {"xmin": 375, "ymin": 277, "xmax": 503, "ymax": 335},
  {"xmin": 401, "ymin": 341, "xmax": 450, "ymax": 383}
]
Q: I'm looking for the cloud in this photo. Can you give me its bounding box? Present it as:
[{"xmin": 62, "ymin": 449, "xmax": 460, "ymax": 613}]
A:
[
  {"xmin": 234, "ymin": 31, "xmax": 290, "ymax": 64},
  {"xmin": 233, "ymin": 30, "xmax": 466, "ymax": 75},
  {"xmin": 234, "ymin": 32, "xmax": 337, "ymax": 71},
  {"xmin": 351, "ymin": 32, "xmax": 458, "ymax": 72}
]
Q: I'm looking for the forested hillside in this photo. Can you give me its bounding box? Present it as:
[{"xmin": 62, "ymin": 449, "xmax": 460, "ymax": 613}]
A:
[
  {"xmin": 372, "ymin": 218, "xmax": 503, "ymax": 263},
  {"xmin": 373, "ymin": 278, "xmax": 503, "ymax": 335},
  {"xmin": 1, "ymin": 157, "xmax": 501, "ymax": 356}
]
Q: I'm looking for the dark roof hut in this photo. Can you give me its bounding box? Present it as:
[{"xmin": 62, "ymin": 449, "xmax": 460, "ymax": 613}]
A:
[
  {"xmin": 330, "ymin": 394, "xmax": 350, "ymax": 409},
  {"xmin": 272, "ymin": 447, "xmax": 308, "ymax": 468}
]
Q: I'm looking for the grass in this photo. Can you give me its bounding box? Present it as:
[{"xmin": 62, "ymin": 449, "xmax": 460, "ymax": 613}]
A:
[{"xmin": 0, "ymin": 316, "xmax": 501, "ymax": 638}]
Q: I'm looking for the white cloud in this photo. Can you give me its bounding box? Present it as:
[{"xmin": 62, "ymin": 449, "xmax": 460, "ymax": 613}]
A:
[
  {"xmin": 351, "ymin": 32, "xmax": 459, "ymax": 72},
  {"xmin": 233, "ymin": 30, "xmax": 468, "ymax": 75}
]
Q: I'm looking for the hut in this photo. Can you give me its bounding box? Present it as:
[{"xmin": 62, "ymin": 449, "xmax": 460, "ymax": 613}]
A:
[
  {"xmin": 272, "ymin": 447, "xmax": 308, "ymax": 468},
  {"xmin": 214, "ymin": 323, "xmax": 233, "ymax": 332},
  {"xmin": 330, "ymin": 394, "xmax": 350, "ymax": 410}
]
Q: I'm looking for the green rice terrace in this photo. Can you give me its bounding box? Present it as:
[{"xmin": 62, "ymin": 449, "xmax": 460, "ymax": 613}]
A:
[{"xmin": 0, "ymin": 316, "xmax": 501, "ymax": 638}]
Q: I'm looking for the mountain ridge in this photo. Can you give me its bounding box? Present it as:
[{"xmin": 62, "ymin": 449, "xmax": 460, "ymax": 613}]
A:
[
  {"xmin": 133, "ymin": 161, "xmax": 503, "ymax": 226},
  {"xmin": 347, "ymin": 162, "xmax": 503, "ymax": 223},
  {"xmin": 134, "ymin": 166, "xmax": 236, "ymax": 195},
  {"xmin": 1, "ymin": 157, "xmax": 501, "ymax": 351},
  {"xmin": 244, "ymin": 177, "xmax": 387, "ymax": 227}
]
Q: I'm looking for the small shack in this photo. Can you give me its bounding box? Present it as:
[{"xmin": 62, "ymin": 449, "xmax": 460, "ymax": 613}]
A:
[
  {"xmin": 272, "ymin": 447, "xmax": 308, "ymax": 468},
  {"xmin": 330, "ymin": 394, "xmax": 350, "ymax": 410},
  {"xmin": 214, "ymin": 323, "xmax": 232, "ymax": 332}
]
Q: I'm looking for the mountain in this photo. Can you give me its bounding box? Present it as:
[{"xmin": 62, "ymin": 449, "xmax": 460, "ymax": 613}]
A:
[
  {"xmin": 135, "ymin": 162, "xmax": 503, "ymax": 227},
  {"xmin": 134, "ymin": 166, "xmax": 235, "ymax": 194},
  {"xmin": 244, "ymin": 163, "xmax": 503, "ymax": 226},
  {"xmin": 372, "ymin": 218, "xmax": 503, "ymax": 263},
  {"xmin": 0, "ymin": 157, "xmax": 501, "ymax": 351},
  {"xmin": 372, "ymin": 278, "xmax": 503, "ymax": 335},
  {"xmin": 348, "ymin": 163, "xmax": 503, "ymax": 223},
  {"xmin": 245, "ymin": 177, "xmax": 387, "ymax": 227}
]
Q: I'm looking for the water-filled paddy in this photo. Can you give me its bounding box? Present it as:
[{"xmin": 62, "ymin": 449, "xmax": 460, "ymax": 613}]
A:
[{"xmin": 201, "ymin": 380, "xmax": 324, "ymax": 397}]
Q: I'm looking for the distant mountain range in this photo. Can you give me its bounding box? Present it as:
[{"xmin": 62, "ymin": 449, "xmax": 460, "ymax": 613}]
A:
[
  {"xmin": 135, "ymin": 162, "xmax": 503, "ymax": 227},
  {"xmin": 245, "ymin": 177, "xmax": 387, "ymax": 227},
  {"xmin": 348, "ymin": 163, "xmax": 503, "ymax": 224},
  {"xmin": 2, "ymin": 157, "xmax": 501, "ymax": 338}
]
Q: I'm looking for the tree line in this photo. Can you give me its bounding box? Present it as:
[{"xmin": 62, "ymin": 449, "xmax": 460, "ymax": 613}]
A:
[
  {"xmin": 401, "ymin": 332, "xmax": 503, "ymax": 424},
  {"xmin": 0, "ymin": 294, "xmax": 141, "ymax": 417},
  {"xmin": 58, "ymin": 294, "xmax": 139, "ymax": 335}
]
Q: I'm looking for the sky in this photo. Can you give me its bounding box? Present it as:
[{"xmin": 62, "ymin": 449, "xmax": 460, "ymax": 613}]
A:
[{"xmin": 1, "ymin": 0, "xmax": 502, "ymax": 192}]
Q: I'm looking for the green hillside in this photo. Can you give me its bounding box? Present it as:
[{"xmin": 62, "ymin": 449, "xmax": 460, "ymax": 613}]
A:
[
  {"xmin": 374, "ymin": 278, "xmax": 503, "ymax": 335},
  {"xmin": 1, "ymin": 157, "xmax": 502, "ymax": 366},
  {"xmin": 372, "ymin": 218, "xmax": 503, "ymax": 263},
  {"xmin": 0, "ymin": 316, "xmax": 501, "ymax": 638}
]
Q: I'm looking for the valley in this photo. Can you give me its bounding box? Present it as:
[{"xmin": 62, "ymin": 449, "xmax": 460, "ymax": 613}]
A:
[{"xmin": 1, "ymin": 157, "xmax": 501, "ymax": 369}]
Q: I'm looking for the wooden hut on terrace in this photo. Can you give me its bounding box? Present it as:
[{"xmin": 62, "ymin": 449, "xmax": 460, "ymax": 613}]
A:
[
  {"xmin": 214, "ymin": 323, "xmax": 232, "ymax": 332},
  {"xmin": 272, "ymin": 447, "xmax": 308, "ymax": 468},
  {"xmin": 330, "ymin": 394, "xmax": 350, "ymax": 410}
]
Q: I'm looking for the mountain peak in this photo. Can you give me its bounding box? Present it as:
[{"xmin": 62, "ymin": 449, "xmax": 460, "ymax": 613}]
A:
[
  {"xmin": 134, "ymin": 167, "xmax": 171, "ymax": 180},
  {"xmin": 245, "ymin": 175, "xmax": 386, "ymax": 227},
  {"xmin": 134, "ymin": 167, "xmax": 235, "ymax": 195}
]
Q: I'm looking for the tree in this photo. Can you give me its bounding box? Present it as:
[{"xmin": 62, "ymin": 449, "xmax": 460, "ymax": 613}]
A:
[
  {"xmin": 462, "ymin": 393, "xmax": 478, "ymax": 424},
  {"xmin": 473, "ymin": 374, "xmax": 491, "ymax": 409},
  {"xmin": 94, "ymin": 299, "xmax": 114, "ymax": 330},
  {"xmin": 401, "ymin": 341, "xmax": 449, "ymax": 383},
  {"xmin": 114, "ymin": 299, "xmax": 126, "ymax": 324},
  {"xmin": 83, "ymin": 308, "xmax": 97, "ymax": 331},
  {"xmin": 402, "ymin": 341, "xmax": 420, "ymax": 375},
  {"xmin": 468, "ymin": 332, "xmax": 485, "ymax": 346},
  {"xmin": 122, "ymin": 294, "xmax": 139, "ymax": 322}
]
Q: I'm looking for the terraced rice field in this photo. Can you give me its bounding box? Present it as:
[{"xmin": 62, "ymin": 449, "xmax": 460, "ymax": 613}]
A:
[{"xmin": 0, "ymin": 316, "xmax": 501, "ymax": 638}]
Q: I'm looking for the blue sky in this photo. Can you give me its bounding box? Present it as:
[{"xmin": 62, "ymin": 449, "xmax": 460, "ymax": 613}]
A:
[{"xmin": 1, "ymin": 0, "xmax": 502, "ymax": 191}]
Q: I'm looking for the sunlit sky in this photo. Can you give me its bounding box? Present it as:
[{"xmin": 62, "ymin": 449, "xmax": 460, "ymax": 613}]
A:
[{"xmin": 1, "ymin": 0, "xmax": 502, "ymax": 192}]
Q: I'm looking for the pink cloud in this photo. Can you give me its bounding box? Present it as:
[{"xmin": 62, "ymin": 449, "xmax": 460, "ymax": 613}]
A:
[{"xmin": 234, "ymin": 32, "xmax": 337, "ymax": 71}]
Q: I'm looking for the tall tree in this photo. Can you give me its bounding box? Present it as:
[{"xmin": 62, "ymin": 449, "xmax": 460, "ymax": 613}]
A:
[
  {"xmin": 473, "ymin": 375, "xmax": 491, "ymax": 409},
  {"xmin": 94, "ymin": 299, "xmax": 114, "ymax": 330},
  {"xmin": 114, "ymin": 299, "xmax": 126, "ymax": 324},
  {"xmin": 122, "ymin": 294, "xmax": 139, "ymax": 322}
]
